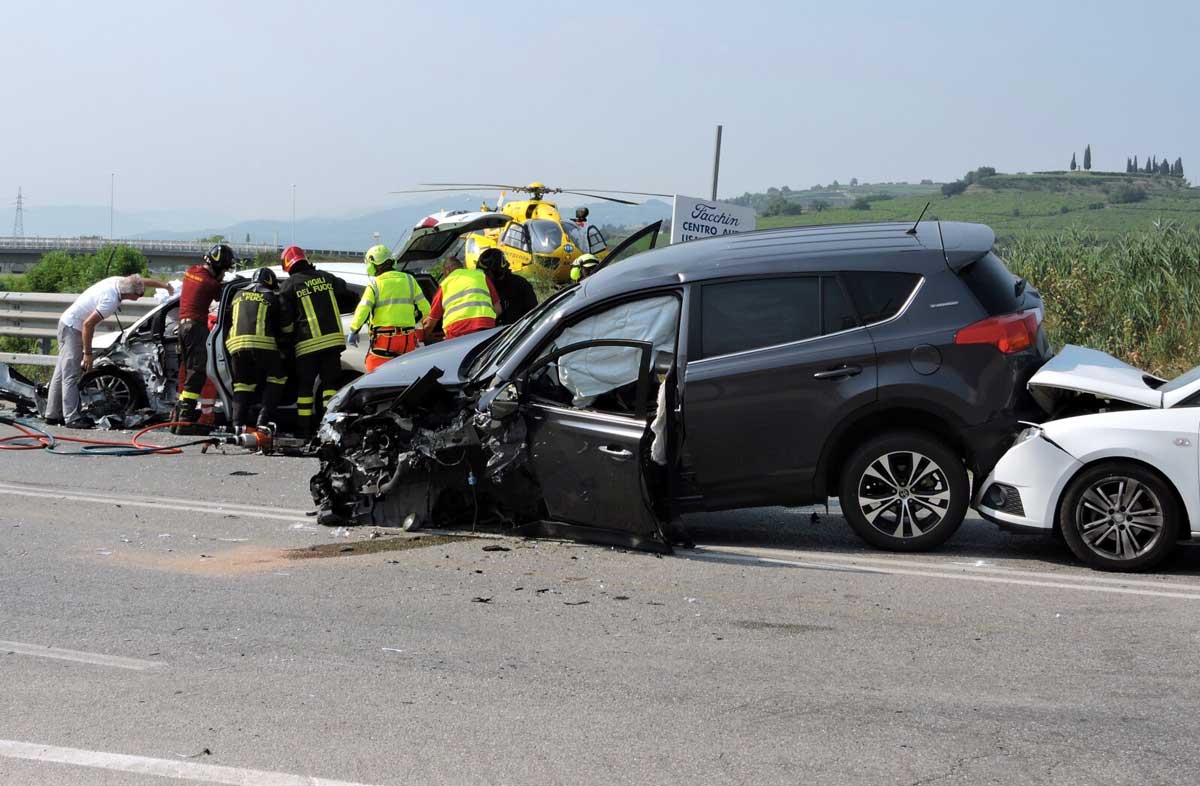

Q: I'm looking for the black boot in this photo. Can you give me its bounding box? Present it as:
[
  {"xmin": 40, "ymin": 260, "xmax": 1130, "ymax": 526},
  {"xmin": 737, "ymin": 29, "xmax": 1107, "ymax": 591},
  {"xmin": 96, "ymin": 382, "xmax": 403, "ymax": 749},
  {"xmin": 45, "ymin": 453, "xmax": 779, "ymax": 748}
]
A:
[{"xmin": 171, "ymin": 400, "xmax": 200, "ymax": 435}]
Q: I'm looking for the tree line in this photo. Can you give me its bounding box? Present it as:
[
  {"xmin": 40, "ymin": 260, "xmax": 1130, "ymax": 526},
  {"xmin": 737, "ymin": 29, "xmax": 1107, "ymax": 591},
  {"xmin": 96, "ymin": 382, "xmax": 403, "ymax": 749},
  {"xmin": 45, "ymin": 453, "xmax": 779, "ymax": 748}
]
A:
[{"xmin": 1125, "ymin": 155, "xmax": 1184, "ymax": 177}]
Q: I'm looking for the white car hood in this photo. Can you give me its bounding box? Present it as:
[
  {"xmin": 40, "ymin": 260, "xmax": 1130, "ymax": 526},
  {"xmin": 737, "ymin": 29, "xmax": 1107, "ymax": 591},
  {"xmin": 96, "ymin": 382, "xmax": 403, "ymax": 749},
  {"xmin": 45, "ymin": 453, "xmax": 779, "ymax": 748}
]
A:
[{"xmin": 1029, "ymin": 345, "xmax": 1165, "ymax": 409}]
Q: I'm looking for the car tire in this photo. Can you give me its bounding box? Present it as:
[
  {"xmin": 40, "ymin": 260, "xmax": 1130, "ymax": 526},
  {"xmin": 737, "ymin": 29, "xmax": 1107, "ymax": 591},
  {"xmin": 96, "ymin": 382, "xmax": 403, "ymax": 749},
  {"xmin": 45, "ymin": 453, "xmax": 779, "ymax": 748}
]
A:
[
  {"xmin": 839, "ymin": 431, "xmax": 969, "ymax": 552},
  {"xmin": 1058, "ymin": 462, "xmax": 1178, "ymax": 572},
  {"xmin": 80, "ymin": 368, "xmax": 146, "ymax": 417}
]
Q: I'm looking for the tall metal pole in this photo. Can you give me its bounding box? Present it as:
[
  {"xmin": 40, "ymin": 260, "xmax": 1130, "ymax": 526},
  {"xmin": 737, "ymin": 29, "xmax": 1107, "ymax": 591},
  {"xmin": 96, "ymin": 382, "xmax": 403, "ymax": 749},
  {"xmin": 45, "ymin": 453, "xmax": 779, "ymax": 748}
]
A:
[
  {"xmin": 109, "ymin": 173, "xmax": 115, "ymax": 240},
  {"xmin": 710, "ymin": 125, "xmax": 723, "ymax": 201},
  {"xmin": 291, "ymin": 184, "xmax": 296, "ymax": 245}
]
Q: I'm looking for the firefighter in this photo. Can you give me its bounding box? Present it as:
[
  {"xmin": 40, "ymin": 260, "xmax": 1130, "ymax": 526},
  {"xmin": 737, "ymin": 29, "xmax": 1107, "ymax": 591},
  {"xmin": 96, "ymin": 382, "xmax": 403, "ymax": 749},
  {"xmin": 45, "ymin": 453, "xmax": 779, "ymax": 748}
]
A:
[
  {"xmin": 225, "ymin": 268, "xmax": 287, "ymax": 431},
  {"xmin": 570, "ymin": 253, "xmax": 600, "ymax": 282},
  {"xmin": 477, "ymin": 248, "xmax": 536, "ymax": 326},
  {"xmin": 347, "ymin": 244, "xmax": 431, "ymax": 372},
  {"xmin": 172, "ymin": 243, "xmax": 235, "ymax": 433},
  {"xmin": 277, "ymin": 245, "xmax": 351, "ymax": 436},
  {"xmin": 421, "ymin": 255, "xmax": 501, "ymax": 340}
]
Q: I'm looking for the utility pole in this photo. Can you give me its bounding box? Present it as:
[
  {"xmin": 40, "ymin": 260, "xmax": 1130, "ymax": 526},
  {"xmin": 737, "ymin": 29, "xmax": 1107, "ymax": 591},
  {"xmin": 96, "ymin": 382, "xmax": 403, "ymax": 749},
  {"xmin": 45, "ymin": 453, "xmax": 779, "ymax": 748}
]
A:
[
  {"xmin": 710, "ymin": 125, "xmax": 723, "ymax": 201},
  {"xmin": 291, "ymin": 184, "xmax": 297, "ymax": 245},
  {"xmin": 13, "ymin": 186, "xmax": 24, "ymax": 237}
]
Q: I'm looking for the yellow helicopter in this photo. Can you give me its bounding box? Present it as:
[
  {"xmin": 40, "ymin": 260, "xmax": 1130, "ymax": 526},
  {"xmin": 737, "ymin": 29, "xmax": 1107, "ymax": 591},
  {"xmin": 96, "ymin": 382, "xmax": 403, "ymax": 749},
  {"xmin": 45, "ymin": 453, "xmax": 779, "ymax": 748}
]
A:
[{"xmin": 391, "ymin": 182, "xmax": 668, "ymax": 282}]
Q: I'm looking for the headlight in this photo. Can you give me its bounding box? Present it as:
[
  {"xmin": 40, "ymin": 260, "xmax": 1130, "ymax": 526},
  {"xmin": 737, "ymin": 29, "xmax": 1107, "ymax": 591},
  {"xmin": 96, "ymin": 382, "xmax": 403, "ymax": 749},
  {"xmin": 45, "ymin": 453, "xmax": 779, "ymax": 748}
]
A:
[
  {"xmin": 324, "ymin": 386, "xmax": 352, "ymax": 415},
  {"xmin": 1014, "ymin": 425, "xmax": 1043, "ymax": 445}
]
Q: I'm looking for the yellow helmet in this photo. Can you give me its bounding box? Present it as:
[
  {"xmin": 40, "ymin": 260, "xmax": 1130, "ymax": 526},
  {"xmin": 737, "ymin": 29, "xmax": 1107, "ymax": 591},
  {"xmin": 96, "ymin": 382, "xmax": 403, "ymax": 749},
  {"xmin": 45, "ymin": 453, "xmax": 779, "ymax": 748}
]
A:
[{"xmin": 364, "ymin": 244, "xmax": 392, "ymax": 276}]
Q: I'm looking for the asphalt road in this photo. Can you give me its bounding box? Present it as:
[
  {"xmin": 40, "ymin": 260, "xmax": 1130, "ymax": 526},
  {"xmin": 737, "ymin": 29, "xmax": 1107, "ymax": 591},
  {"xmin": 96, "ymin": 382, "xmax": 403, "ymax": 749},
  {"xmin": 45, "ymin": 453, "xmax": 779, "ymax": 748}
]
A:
[{"xmin": 3, "ymin": 422, "xmax": 1200, "ymax": 785}]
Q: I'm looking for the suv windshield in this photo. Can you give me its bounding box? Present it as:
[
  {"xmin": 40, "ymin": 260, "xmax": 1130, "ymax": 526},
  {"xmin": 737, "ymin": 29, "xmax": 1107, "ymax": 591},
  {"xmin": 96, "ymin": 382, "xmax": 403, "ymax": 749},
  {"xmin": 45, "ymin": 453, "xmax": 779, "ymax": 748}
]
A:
[
  {"xmin": 467, "ymin": 287, "xmax": 577, "ymax": 381},
  {"xmin": 527, "ymin": 220, "xmax": 564, "ymax": 252}
]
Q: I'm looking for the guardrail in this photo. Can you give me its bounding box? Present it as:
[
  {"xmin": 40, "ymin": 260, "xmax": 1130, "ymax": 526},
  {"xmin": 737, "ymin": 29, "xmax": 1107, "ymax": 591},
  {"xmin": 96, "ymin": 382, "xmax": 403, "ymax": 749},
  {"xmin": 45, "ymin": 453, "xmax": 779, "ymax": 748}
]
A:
[{"xmin": 0, "ymin": 291, "xmax": 161, "ymax": 366}]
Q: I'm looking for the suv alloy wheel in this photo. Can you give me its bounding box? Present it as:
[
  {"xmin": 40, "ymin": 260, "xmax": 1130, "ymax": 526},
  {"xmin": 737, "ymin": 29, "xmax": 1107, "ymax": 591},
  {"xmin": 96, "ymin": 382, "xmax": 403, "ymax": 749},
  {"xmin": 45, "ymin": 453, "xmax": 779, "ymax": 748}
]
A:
[{"xmin": 839, "ymin": 431, "xmax": 969, "ymax": 551}]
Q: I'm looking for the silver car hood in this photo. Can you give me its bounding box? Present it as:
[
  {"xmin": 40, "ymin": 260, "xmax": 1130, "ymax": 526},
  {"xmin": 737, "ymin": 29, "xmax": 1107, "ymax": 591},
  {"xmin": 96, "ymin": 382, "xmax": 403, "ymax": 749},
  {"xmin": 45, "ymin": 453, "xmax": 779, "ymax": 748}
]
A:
[
  {"xmin": 346, "ymin": 328, "xmax": 501, "ymax": 392},
  {"xmin": 1029, "ymin": 345, "xmax": 1165, "ymax": 409}
]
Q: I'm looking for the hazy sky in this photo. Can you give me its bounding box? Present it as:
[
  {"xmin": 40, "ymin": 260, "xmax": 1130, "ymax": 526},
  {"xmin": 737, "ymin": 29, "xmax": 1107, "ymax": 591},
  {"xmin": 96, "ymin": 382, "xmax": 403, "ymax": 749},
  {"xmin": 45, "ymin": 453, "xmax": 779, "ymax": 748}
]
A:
[{"xmin": 3, "ymin": 0, "xmax": 1198, "ymax": 220}]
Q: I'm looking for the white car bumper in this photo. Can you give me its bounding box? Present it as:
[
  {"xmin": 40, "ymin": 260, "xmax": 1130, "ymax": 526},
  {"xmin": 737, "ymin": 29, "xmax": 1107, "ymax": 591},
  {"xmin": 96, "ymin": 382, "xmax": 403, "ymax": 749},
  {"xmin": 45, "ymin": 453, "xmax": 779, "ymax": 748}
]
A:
[{"xmin": 975, "ymin": 433, "xmax": 1083, "ymax": 531}]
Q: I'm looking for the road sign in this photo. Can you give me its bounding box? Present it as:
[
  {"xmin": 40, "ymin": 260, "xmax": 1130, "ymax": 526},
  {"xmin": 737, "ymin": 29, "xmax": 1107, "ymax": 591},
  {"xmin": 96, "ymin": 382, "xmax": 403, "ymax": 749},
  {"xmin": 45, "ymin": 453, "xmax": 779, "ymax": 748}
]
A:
[{"xmin": 670, "ymin": 195, "xmax": 756, "ymax": 244}]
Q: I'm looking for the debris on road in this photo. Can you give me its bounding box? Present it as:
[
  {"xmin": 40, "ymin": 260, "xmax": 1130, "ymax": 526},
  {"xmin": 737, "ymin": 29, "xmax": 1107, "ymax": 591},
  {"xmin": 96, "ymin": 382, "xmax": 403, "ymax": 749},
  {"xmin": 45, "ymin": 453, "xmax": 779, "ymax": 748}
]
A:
[
  {"xmin": 471, "ymin": 596, "xmax": 493, "ymax": 603},
  {"xmin": 482, "ymin": 544, "xmax": 510, "ymax": 552}
]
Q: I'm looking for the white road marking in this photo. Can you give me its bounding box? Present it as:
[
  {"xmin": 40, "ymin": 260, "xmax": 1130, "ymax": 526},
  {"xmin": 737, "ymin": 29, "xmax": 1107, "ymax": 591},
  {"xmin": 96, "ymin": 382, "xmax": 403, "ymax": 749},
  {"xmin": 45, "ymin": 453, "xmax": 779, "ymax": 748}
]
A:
[
  {"xmin": 691, "ymin": 548, "xmax": 1200, "ymax": 601},
  {"xmin": 0, "ymin": 481, "xmax": 310, "ymax": 523},
  {"xmin": 707, "ymin": 544, "xmax": 1200, "ymax": 592},
  {"xmin": 0, "ymin": 740, "xmax": 382, "ymax": 786},
  {"xmin": 0, "ymin": 641, "xmax": 165, "ymax": 671}
]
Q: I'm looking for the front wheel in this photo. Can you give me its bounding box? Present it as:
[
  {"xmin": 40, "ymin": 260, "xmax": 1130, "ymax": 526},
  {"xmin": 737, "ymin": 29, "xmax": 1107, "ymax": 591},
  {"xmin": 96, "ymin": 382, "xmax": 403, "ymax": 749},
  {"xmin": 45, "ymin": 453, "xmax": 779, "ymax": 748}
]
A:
[
  {"xmin": 80, "ymin": 368, "xmax": 146, "ymax": 417},
  {"xmin": 1058, "ymin": 463, "xmax": 1178, "ymax": 572},
  {"xmin": 839, "ymin": 432, "xmax": 969, "ymax": 552}
]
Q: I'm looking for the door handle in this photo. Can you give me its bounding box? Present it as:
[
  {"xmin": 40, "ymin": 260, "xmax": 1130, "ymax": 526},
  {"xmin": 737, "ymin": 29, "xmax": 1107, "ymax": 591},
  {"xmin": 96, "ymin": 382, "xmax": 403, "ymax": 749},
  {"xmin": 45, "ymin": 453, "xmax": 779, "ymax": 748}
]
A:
[
  {"xmin": 813, "ymin": 364, "xmax": 862, "ymax": 380},
  {"xmin": 599, "ymin": 445, "xmax": 633, "ymax": 459}
]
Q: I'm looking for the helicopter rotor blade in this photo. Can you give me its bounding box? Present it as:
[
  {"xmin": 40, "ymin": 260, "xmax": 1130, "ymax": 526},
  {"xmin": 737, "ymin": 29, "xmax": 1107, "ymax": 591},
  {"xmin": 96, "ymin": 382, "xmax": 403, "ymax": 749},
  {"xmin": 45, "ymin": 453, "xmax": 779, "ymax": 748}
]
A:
[
  {"xmin": 418, "ymin": 182, "xmax": 528, "ymax": 191},
  {"xmin": 560, "ymin": 191, "xmax": 642, "ymax": 205},
  {"xmin": 562, "ymin": 188, "xmax": 673, "ymax": 198},
  {"xmin": 389, "ymin": 187, "xmax": 509, "ymax": 194}
]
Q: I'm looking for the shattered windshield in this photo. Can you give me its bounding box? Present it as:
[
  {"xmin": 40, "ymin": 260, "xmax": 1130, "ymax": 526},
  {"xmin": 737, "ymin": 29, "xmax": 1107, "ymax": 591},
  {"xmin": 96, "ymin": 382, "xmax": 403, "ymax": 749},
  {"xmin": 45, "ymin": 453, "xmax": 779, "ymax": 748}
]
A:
[{"xmin": 467, "ymin": 287, "xmax": 577, "ymax": 381}]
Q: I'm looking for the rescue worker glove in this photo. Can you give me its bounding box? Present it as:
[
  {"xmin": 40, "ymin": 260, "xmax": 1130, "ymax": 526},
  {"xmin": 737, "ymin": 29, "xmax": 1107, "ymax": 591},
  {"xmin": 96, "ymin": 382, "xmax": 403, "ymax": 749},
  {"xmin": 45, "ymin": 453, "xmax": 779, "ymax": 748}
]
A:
[{"xmin": 346, "ymin": 329, "xmax": 359, "ymax": 347}]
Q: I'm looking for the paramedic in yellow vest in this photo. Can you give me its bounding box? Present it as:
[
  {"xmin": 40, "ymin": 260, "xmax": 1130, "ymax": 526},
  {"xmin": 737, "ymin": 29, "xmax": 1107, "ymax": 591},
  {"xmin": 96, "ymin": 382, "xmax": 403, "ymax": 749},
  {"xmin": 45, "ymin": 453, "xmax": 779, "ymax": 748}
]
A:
[
  {"xmin": 346, "ymin": 245, "xmax": 431, "ymax": 373},
  {"xmin": 224, "ymin": 268, "xmax": 287, "ymax": 430},
  {"xmin": 421, "ymin": 255, "xmax": 501, "ymax": 340}
]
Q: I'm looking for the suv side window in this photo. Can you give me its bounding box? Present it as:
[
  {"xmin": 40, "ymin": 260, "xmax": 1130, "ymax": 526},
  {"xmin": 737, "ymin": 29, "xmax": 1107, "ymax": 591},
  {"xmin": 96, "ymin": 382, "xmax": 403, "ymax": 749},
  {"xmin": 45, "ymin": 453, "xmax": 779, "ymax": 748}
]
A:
[
  {"xmin": 840, "ymin": 271, "xmax": 921, "ymax": 324},
  {"xmin": 700, "ymin": 277, "xmax": 820, "ymax": 358},
  {"xmin": 823, "ymin": 277, "xmax": 859, "ymax": 334}
]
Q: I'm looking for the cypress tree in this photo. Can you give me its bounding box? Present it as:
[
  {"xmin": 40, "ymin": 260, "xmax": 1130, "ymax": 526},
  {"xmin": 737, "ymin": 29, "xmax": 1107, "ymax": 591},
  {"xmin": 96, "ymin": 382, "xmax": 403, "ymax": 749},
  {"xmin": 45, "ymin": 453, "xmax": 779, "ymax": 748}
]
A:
[
  {"xmin": 1161, "ymin": 158, "xmax": 1171, "ymax": 175},
  {"xmin": 1083, "ymin": 145, "xmax": 1092, "ymax": 171},
  {"xmin": 1133, "ymin": 155, "xmax": 1139, "ymax": 172},
  {"xmin": 1177, "ymin": 158, "xmax": 1185, "ymax": 178},
  {"xmin": 1070, "ymin": 153, "xmax": 1077, "ymax": 171},
  {"xmin": 1126, "ymin": 157, "xmax": 1132, "ymax": 173}
]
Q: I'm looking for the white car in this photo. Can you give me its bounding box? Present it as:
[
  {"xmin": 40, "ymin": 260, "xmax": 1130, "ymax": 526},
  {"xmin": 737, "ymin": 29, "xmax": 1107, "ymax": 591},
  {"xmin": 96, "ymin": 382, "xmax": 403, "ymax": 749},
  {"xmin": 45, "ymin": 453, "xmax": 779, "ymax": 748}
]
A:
[{"xmin": 977, "ymin": 345, "xmax": 1200, "ymax": 571}]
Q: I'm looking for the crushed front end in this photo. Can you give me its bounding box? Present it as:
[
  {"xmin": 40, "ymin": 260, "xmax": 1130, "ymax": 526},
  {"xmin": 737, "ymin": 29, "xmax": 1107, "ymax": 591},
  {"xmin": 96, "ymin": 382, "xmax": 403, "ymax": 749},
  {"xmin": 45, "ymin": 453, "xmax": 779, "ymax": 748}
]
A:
[{"xmin": 311, "ymin": 368, "xmax": 541, "ymax": 532}]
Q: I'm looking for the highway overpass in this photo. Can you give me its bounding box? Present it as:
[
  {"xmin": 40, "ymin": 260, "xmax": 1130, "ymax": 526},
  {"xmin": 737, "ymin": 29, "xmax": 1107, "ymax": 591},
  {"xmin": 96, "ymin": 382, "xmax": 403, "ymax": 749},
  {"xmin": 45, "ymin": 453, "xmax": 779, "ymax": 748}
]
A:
[{"xmin": 0, "ymin": 236, "xmax": 361, "ymax": 273}]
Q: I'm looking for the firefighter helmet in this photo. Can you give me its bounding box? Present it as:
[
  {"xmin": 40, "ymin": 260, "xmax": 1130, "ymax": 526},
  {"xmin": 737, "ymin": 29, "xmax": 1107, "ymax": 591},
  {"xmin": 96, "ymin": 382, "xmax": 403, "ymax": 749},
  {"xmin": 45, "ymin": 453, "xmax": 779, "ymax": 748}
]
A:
[
  {"xmin": 205, "ymin": 243, "xmax": 236, "ymax": 273},
  {"xmin": 280, "ymin": 245, "xmax": 307, "ymax": 273},
  {"xmin": 252, "ymin": 267, "xmax": 278, "ymax": 290}
]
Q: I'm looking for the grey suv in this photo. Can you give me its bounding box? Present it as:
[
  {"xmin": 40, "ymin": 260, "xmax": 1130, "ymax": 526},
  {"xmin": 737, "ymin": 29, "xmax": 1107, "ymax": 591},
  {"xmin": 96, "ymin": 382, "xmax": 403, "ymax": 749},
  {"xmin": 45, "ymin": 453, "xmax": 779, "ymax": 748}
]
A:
[{"xmin": 312, "ymin": 221, "xmax": 1049, "ymax": 552}]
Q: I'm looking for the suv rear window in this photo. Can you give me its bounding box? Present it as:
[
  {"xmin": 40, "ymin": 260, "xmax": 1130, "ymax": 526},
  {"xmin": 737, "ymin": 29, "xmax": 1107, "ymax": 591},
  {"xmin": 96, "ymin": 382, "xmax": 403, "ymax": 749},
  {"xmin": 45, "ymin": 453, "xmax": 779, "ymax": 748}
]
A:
[
  {"xmin": 957, "ymin": 252, "xmax": 1023, "ymax": 315},
  {"xmin": 840, "ymin": 271, "xmax": 921, "ymax": 323}
]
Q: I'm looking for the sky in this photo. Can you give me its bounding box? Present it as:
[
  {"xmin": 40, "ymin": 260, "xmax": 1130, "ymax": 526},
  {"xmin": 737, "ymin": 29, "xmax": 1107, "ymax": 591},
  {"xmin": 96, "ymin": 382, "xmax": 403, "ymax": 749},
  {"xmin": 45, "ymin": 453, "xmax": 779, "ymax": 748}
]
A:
[{"xmin": 3, "ymin": 0, "xmax": 1198, "ymax": 225}]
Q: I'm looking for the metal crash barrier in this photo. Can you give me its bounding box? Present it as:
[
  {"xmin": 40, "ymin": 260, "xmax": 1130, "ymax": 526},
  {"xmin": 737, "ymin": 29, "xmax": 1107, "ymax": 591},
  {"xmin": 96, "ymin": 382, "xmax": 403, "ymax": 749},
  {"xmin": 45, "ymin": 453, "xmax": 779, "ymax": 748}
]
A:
[{"xmin": 0, "ymin": 291, "xmax": 160, "ymax": 366}]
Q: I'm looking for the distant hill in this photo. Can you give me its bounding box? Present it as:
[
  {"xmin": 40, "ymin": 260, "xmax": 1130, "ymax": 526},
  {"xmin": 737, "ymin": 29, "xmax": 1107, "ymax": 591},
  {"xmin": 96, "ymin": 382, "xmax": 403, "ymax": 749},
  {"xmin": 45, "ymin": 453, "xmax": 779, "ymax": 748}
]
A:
[
  {"xmin": 16, "ymin": 196, "xmax": 672, "ymax": 252},
  {"xmin": 749, "ymin": 171, "xmax": 1200, "ymax": 240}
]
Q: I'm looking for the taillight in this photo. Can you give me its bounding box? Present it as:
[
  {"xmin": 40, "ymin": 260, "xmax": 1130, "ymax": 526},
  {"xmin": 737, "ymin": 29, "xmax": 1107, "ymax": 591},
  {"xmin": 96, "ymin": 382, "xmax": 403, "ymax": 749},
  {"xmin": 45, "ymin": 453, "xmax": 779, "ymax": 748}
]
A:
[{"xmin": 955, "ymin": 310, "xmax": 1040, "ymax": 354}]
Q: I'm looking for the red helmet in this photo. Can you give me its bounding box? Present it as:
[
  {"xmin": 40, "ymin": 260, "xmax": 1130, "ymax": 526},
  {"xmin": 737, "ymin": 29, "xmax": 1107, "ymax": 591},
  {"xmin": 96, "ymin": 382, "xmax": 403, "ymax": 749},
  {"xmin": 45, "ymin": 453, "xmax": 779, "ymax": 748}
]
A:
[{"xmin": 280, "ymin": 245, "xmax": 307, "ymax": 272}]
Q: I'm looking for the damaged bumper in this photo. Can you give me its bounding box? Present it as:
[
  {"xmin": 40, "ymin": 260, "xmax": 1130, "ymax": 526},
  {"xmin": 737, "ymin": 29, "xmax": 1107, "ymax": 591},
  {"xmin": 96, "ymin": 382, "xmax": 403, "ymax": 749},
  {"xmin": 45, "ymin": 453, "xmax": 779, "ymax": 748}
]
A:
[{"xmin": 0, "ymin": 362, "xmax": 44, "ymax": 416}]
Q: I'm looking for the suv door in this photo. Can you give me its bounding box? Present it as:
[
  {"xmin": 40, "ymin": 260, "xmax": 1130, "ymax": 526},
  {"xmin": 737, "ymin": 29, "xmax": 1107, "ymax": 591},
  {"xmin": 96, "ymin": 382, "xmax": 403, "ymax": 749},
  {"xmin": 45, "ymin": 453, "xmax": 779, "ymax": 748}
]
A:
[
  {"xmin": 680, "ymin": 274, "xmax": 877, "ymax": 509},
  {"xmin": 515, "ymin": 339, "xmax": 664, "ymax": 549},
  {"xmin": 595, "ymin": 221, "xmax": 662, "ymax": 271}
]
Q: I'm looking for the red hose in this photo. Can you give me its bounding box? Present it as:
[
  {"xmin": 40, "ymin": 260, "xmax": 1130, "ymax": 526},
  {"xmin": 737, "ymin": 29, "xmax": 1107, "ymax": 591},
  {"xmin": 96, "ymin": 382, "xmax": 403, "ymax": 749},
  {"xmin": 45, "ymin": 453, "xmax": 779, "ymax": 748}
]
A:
[{"xmin": 0, "ymin": 420, "xmax": 204, "ymax": 454}]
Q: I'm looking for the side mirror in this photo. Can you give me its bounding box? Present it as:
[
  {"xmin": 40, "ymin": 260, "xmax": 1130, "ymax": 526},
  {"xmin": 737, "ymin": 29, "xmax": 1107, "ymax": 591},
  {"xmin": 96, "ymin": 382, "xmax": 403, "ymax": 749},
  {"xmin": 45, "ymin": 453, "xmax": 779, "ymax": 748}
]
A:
[{"xmin": 487, "ymin": 382, "xmax": 521, "ymax": 420}]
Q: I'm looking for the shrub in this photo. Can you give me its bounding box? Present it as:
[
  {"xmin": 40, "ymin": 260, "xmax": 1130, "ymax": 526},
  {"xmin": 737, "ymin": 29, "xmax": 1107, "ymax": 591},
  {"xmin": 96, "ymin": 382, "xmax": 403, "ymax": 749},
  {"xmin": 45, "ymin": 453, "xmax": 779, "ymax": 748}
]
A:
[
  {"xmin": 1110, "ymin": 185, "xmax": 1148, "ymax": 204},
  {"xmin": 1059, "ymin": 206, "xmax": 1070, "ymax": 215},
  {"xmin": 1011, "ymin": 208, "xmax": 1021, "ymax": 217},
  {"xmin": 941, "ymin": 180, "xmax": 968, "ymax": 197},
  {"xmin": 1088, "ymin": 202, "xmax": 1105, "ymax": 210},
  {"xmin": 850, "ymin": 197, "xmax": 871, "ymax": 211},
  {"xmin": 24, "ymin": 245, "xmax": 148, "ymax": 293}
]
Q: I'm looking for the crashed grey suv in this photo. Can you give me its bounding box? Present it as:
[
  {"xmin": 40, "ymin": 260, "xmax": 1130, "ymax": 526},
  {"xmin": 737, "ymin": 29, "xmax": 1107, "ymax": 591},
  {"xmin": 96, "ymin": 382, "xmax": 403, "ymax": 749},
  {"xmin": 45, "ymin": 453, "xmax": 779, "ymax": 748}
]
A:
[{"xmin": 312, "ymin": 221, "xmax": 1049, "ymax": 552}]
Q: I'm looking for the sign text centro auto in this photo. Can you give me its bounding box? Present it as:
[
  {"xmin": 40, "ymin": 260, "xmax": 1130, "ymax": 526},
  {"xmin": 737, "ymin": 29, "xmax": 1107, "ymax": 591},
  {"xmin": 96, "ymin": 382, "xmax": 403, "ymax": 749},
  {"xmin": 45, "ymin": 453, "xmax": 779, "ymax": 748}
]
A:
[{"xmin": 670, "ymin": 195, "xmax": 757, "ymax": 244}]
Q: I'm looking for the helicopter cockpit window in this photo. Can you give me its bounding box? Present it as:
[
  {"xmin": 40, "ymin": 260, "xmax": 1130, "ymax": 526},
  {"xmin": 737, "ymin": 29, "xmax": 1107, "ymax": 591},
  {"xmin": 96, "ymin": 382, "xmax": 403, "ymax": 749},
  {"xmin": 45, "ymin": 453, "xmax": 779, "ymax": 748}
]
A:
[
  {"xmin": 587, "ymin": 225, "xmax": 607, "ymax": 253},
  {"xmin": 562, "ymin": 221, "xmax": 586, "ymax": 251},
  {"xmin": 501, "ymin": 224, "xmax": 531, "ymax": 253},
  {"xmin": 527, "ymin": 220, "xmax": 563, "ymax": 253}
]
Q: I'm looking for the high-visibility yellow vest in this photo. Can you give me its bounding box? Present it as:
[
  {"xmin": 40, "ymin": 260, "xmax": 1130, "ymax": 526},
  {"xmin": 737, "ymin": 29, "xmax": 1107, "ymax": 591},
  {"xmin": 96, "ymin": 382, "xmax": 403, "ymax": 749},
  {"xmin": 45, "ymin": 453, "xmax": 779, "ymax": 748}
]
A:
[
  {"xmin": 351, "ymin": 270, "xmax": 430, "ymax": 333},
  {"xmin": 440, "ymin": 268, "xmax": 496, "ymax": 328}
]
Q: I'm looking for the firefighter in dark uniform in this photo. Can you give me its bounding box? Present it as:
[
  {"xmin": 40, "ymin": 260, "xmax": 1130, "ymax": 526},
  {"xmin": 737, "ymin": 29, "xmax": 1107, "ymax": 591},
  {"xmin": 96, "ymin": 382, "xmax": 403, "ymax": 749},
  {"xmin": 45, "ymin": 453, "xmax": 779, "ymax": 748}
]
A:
[
  {"xmin": 277, "ymin": 246, "xmax": 351, "ymax": 436},
  {"xmin": 224, "ymin": 268, "xmax": 287, "ymax": 431},
  {"xmin": 173, "ymin": 243, "xmax": 235, "ymax": 433}
]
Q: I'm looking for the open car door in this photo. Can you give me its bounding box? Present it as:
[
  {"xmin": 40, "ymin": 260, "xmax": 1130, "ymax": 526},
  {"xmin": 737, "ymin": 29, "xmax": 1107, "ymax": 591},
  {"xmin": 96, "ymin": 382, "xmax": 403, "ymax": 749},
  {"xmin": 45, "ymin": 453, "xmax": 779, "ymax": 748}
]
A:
[
  {"xmin": 594, "ymin": 220, "xmax": 663, "ymax": 272},
  {"xmin": 512, "ymin": 338, "xmax": 668, "ymax": 551},
  {"xmin": 396, "ymin": 213, "xmax": 511, "ymax": 272}
]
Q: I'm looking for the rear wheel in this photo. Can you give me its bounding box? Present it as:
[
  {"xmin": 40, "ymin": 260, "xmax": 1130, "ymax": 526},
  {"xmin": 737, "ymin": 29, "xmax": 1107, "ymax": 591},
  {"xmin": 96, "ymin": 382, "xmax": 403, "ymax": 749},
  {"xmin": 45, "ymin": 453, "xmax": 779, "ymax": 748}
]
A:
[
  {"xmin": 1059, "ymin": 463, "xmax": 1178, "ymax": 572},
  {"xmin": 839, "ymin": 432, "xmax": 969, "ymax": 551}
]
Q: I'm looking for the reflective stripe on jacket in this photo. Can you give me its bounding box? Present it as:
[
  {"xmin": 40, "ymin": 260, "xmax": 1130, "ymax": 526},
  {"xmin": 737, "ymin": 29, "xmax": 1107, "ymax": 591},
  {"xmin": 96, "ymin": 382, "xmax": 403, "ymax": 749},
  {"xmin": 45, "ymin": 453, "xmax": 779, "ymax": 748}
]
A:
[
  {"xmin": 351, "ymin": 271, "xmax": 430, "ymax": 333},
  {"xmin": 279, "ymin": 266, "xmax": 347, "ymax": 357},
  {"xmin": 227, "ymin": 287, "xmax": 280, "ymax": 353},
  {"xmin": 440, "ymin": 269, "xmax": 496, "ymax": 329}
]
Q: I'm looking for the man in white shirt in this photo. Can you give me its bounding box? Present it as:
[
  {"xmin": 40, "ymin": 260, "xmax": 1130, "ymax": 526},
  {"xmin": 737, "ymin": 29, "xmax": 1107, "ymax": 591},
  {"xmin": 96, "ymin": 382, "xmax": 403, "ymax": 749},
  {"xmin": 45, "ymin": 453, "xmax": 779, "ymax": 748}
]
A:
[{"xmin": 46, "ymin": 273, "xmax": 174, "ymax": 429}]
